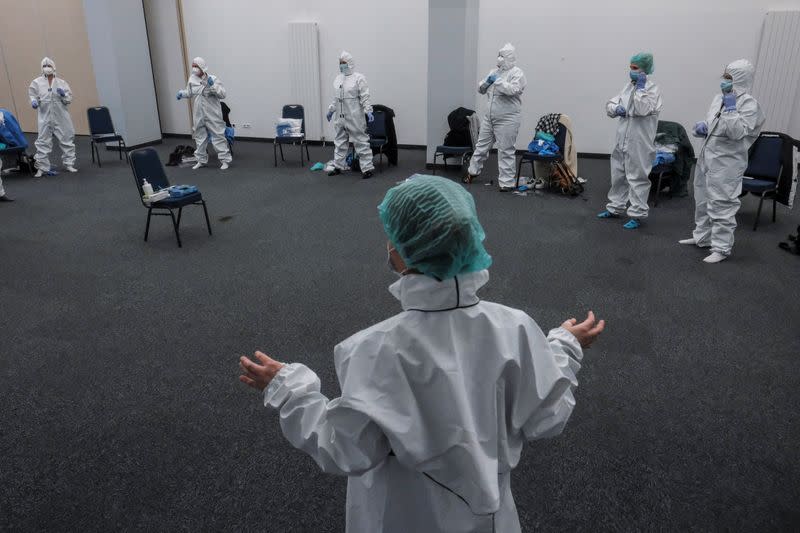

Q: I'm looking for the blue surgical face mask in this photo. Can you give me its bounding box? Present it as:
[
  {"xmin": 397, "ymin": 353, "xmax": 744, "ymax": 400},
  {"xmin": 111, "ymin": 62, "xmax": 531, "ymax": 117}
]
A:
[
  {"xmin": 720, "ymin": 79, "xmax": 734, "ymax": 93},
  {"xmin": 629, "ymin": 70, "xmax": 640, "ymax": 82},
  {"xmin": 339, "ymin": 63, "xmax": 349, "ymax": 74}
]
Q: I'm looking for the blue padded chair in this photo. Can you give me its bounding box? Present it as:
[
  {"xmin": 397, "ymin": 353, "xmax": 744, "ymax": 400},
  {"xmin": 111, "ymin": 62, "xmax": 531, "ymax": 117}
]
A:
[
  {"xmin": 367, "ymin": 109, "xmax": 388, "ymax": 172},
  {"xmin": 87, "ymin": 106, "xmax": 128, "ymax": 167},
  {"xmin": 130, "ymin": 148, "xmax": 212, "ymax": 248},
  {"xmin": 515, "ymin": 122, "xmax": 568, "ymax": 188},
  {"xmin": 742, "ymin": 133, "xmax": 784, "ymax": 231},
  {"xmin": 273, "ymin": 105, "xmax": 310, "ymax": 167}
]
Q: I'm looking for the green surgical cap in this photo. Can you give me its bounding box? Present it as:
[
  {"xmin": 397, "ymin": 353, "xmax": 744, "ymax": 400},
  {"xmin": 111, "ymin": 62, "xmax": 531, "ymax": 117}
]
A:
[
  {"xmin": 378, "ymin": 175, "xmax": 492, "ymax": 280},
  {"xmin": 630, "ymin": 52, "xmax": 654, "ymax": 75}
]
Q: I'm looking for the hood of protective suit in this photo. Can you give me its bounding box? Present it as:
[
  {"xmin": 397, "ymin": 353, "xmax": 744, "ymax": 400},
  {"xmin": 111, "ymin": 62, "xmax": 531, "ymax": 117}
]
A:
[
  {"xmin": 41, "ymin": 57, "xmax": 55, "ymax": 74},
  {"xmin": 192, "ymin": 56, "xmax": 207, "ymax": 74},
  {"xmin": 339, "ymin": 50, "xmax": 354, "ymax": 76},
  {"xmin": 497, "ymin": 43, "xmax": 516, "ymax": 71},
  {"xmin": 725, "ymin": 59, "xmax": 754, "ymax": 96}
]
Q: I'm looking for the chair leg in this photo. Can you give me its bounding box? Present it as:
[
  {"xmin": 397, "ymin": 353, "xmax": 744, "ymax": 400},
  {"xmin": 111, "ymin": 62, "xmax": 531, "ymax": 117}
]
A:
[
  {"xmin": 279, "ymin": 143, "xmax": 285, "ymax": 162},
  {"xmin": 91, "ymin": 140, "xmax": 95, "ymax": 164},
  {"xmin": 201, "ymin": 201, "xmax": 212, "ymax": 235},
  {"xmin": 118, "ymin": 140, "xmax": 123, "ymax": 160},
  {"xmin": 515, "ymin": 158, "xmax": 523, "ymax": 188},
  {"xmin": 144, "ymin": 208, "xmax": 153, "ymax": 241},
  {"xmin": 177, "ymin": 207, "xmax": 183, "ymax": 228},
  {"xmin": 654, "ymin": 173, "xmax": 665, "ymax": 207},
  {"xmin": 753, "ymin": 194, "xmax": 765, "ymax": 231},
  {"xmin": 300, "ymin": 143, "xmax": 304, "ymax": 166},
  {"xmin": 170, "ymin": 210, "xmax": 182, "ymax": 247},
  {"xmin": 305, "ymin": 143, "xmax": 310, "ymax": 161},
  {"xmin": 772, "ymin": 195, "xmax": 777, "ymax": 222},
  {"xmin": 432, "ymin": 153, "xmax": 438, "ymax": 175},
  {"xmin": 273, "ymin": 141, "xmax": 278, "ymax": 167}
]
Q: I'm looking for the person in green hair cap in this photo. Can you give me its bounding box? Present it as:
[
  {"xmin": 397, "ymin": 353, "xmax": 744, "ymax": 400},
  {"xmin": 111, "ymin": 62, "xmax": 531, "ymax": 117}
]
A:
[
  {"xmin": 238, "ymin": 174, "xmax": 605, "ymax": 532},
  {"xmin": 598, "ymin": 52, "xmax": 663, "ymax": 230}
]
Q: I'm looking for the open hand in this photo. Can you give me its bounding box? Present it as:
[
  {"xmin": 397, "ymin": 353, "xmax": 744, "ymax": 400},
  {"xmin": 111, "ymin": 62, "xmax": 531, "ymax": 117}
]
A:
[
  {"xmin": 561, "ymin": 311, "xmax": 605, "ymax": 348},
  {"xmin": 239, "ymin": 351, "xmax": 285, "ymax": 391}
]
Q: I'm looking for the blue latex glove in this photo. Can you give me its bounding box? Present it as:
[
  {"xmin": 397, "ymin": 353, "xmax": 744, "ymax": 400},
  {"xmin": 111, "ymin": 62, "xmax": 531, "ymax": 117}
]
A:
[
  {"xmin": 176, "ymin": 91, "xmax": 183, "ymax": 100},
  {"xmin": 635, "ymin": 72, "xmax": 647, "ymax": 90},
  {"xmin": 326, "ymin": 110, "xmax": 333, "ymax": 122},
  {"xmin": 31, "ymin": 100, "xmax": 39, "ymax": 109},
  {"xmin": 722, "ymin": 92, "xmax": 737, "ymax": 112},
  {"xmin": 207, "ymin": 76, "xmax": 214, "ymax": 87},
  {"xmin": 615, "ymin": 105, "xmax": 626, "ymax": 117},
  {"xmin": 694, "ymin": 121, "xmax": 708, "ymax": 136},
  {"xmin": 367, "ymin": 112, "xmax": 375, "ymax": 123},
  {"xmin": 486, "ymin": 74, "xmax": 498, "ymax": 85},
  {"xmin": 56, "ymin": 88, "xmax": 66, "ymax": 97}
]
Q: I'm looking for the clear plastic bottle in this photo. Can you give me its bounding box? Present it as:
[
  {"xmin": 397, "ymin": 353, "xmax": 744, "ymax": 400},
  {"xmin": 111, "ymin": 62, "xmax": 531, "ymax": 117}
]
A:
[{"xmin": 142, "ymin": 179, "xmax": 154, "ymax": 197}]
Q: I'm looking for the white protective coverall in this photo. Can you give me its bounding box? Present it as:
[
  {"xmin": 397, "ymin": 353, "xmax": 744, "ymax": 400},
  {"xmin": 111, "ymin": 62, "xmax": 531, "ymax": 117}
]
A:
[
  {"xmin": 28, "ymin": 57, "xmax": 76, "ymax": 172},
  {"xmin": 177, "ymin": 57, "xmax": 232, "ymax": 165},
  {"xmin": 265, "ymin": 270, "xmax": 584, "ymax": 532},
  {"xmin": 328, "ymin": 51, "xmax": 374, "ymax": 173},
  {"xmin": 605, "ymin": 77, "xmax": 663, "ymax": 219},
  {"xmin": 468, "ymin": 43, "xmax": 527, "ymax": 189},
  {"xmin": 692, "ymin": 60, "xmax": 765, "ymax": 255}
]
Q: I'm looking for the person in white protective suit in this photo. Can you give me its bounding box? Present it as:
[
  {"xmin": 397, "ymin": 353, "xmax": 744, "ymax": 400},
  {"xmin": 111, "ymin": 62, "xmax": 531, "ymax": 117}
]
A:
[
  {"xmin": 176, "ymin": 57, "xmax": 232, "ymax": 170},
  {"xmin": 0, "ymin": 111, "xmax": 12, "ymax": 202},
  {"xmin": 326, "ymin": 51, "xmax": 375, "ymax": 179},
  {"xmin": 597, "ymin": 52, "xmax": 663, "ymax": 230},
  {"xmin": 465, "ymin": 43, "xmax": 527, "ymax": 191},
  {"xmin": 679, "ymin": 60, "xmax": 765, "ymax": 263},
  {"xmin": 239, "ymin": 175, "xmax": 605, "ymax": 533},
  {"xmin": 28, "ymin": 57, "xmax": 77, "ymax": 177}
]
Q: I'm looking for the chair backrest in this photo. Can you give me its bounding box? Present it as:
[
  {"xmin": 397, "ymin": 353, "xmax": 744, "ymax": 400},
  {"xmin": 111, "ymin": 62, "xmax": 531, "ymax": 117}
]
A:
[
  {"xmin": 745, "ymin": 133, "xmax": 783, "ymax": 182},
  {"xmin": 367, "ymin": 110, "xmax": 387, "ymax": 139},
  {"xmin": 130, "ymin": 148, "xmax": 171, "ymax": 201},
  {"xmin": 87, "ymin": 106, "xmax": 116, "ymax": 136},
  {"xmin": 282, "ymin": 105, "xmax": 305, "ymax": 135}
]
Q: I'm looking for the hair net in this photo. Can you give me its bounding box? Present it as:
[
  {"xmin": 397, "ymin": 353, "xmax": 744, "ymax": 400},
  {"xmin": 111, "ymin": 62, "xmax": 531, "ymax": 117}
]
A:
[
  {"xmin": 378, "ymin": 175, "xmax": 492, "ymax": 280},
  {"xmin": 630, "ymin": 52, "xmax": 654, "ymax": 75}
]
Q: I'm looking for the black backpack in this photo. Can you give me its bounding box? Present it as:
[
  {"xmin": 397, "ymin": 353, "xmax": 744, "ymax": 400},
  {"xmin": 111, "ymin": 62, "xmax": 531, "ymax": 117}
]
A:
[{"xmin": 443, "ymin": 107, "xmax": 474, "ymax": 147}]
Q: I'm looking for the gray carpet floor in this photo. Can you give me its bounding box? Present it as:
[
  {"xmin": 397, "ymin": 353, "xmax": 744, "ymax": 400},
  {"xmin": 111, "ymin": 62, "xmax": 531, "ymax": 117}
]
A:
[{"xmin": 1, "ymin": 137, "xmax": 799, "ymax": 532}]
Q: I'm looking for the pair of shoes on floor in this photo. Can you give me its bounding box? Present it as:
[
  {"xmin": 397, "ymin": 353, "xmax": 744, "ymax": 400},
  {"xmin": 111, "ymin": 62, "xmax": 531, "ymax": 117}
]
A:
[
  {"xmin": 328, "ymin": 168, "xmax": 341, "ymax": 176},
  {"xmin": 362, "ymin": 170, "xmax": 373, "ymax": 179},
  {"xmin": 533, "ymin": 178, "xmax": 547, "ymax": 190},
  {"xmin": 192, "ymin": 162, "xmax": 207, "ymax": 170},
  {"xmin": 65, "ymin": 166, "xmax": 77, "ymax": 173},
  {"xmin": 34, "ymin": 170, "xmax": 44, "ymax": 178},
  {"xmin": 462, "ymin": 173, "xmax": 477, "ymax": 184},
  {"xmin": 220, "ymin": 162, "xmax": 229, "ymax": 170},
  {"xmin": 499, "ymin": 186, "xmax": 513, "ymax": 192},
  {"xmin": 596, "ymin": 210, "xmax": 620, "ymax": 219},
  {"xmin": 622, "ymin": 218, "xmax": 641, "ymax": 230},
  {"xmin": 0, "ymin": 194, "xmax": 13, "ymax": 202}
]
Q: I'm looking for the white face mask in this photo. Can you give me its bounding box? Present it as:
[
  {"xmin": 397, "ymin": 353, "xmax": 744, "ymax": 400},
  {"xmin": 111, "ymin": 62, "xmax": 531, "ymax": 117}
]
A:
[
  {"xmin": 192, "ymin": 67, "xmax": 202, "ymax": 76},
  {"xmin": 339, "ymin": 63, "xmax": 350, "ymax": 74},
  {"xmin": 497, "ymin": 56, "xmax": 507, "ymax": 69},
  {"xmin": 42, "ymin": 66, "xmax": 54, "ymax": 76},
  {"xmin": 387, "ymin": 248, "xmax": 407, "ymax": 277}
]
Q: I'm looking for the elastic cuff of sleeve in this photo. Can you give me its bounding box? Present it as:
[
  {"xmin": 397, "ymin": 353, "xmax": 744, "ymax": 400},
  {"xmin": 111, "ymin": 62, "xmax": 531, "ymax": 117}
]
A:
[{"xmin": 263, "ymin": 363, "xmax": 296, "ymax": 406}]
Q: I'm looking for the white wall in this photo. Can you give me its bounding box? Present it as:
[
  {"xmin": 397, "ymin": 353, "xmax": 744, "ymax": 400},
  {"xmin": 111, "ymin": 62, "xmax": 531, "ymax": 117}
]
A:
[
  {"xmin": 143, "ymin": 0, "xmax": 189, "ymax": 135},
  {"xmin": 148, "ymin": 0, "xmax": 428, "ymax": 144},
  {"xmin": 427, "ymin": 0, "xmax": 479, "ymax": 163},
  {"xmin": 475, "ymin": 0, "xmax": 799, "ymax": 154},
  {"xmin": 83, "ymin": 0, "xmax": 160, "ymax": 146}
]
